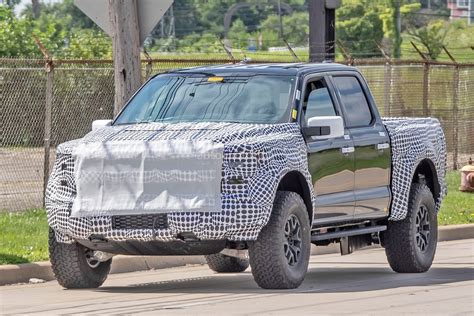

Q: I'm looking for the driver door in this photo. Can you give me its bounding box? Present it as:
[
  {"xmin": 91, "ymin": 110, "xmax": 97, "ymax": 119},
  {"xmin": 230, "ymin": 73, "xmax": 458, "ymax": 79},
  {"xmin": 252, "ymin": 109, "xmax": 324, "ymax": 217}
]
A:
[{"xmin": 302, "ymin": 76, "xmax": 355, "ymax": 224}]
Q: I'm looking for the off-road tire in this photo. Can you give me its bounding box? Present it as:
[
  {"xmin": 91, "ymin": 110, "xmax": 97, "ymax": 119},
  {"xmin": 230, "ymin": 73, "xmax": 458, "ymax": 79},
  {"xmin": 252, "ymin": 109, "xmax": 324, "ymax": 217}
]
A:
[
  {"xmin": 248, "ymin": 191, "xmax": 311, "ymax": 289},
  {"xmin": 49, "ymin": 228, "xmax": 111, "ymax": 289},
  {"xmin": 384, "ymin": 183, "xmax": 438, "ymax": 273},
  {"xmin": 205, "ymin": 253, "xmax": 249, "ymax": 273}
]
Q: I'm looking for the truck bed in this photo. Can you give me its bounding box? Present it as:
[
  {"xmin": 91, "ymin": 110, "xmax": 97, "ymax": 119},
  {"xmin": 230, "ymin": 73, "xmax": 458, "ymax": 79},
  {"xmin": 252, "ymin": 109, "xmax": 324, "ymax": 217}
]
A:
[{"xmin": 382, "ymin": 117, "xmax": 447, "ymax": 220}]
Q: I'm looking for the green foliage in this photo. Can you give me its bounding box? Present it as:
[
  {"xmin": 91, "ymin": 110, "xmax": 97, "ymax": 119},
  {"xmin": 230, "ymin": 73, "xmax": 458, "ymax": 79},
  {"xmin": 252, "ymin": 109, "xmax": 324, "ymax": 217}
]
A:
[
  {"xmin": 337, "ymin": 3, "xmax": 384, "ymax": 57},
  {"xmin": 438, "ymin": 171, "xmax": 474, "ymax": 225},
  {"xmin": 259, "ymin": 12, "xmax": 309, "ymax": 47},
  {"xmin": 21, "ymin": 0, "xmax": 97, "ymax": 30},
  {"xmin": 0, "ymin": 5, "xmax": 37, "ymax": 57},
  {"xmin": 444, "ymin": 19, "xmax": 474, "ymax": 52},
  {"xmin": 228, "ymin": 18, "xmax": 249, "ymax": 48},
  {"xmin": 1, "ymin": 0, "xmax": 472, "ymax": 60},
  {"xmin": 180, "ymin": 33, "xmax": 223, "ymax": 53},
  {"xmin": 0, "ymin": 209, "xmax": 49, "ymax": 265},
  {"xmin": 0, "ymin": 3, "xmax": 110, "ymax": 58},
  {"xmin": 64, "ymin": 29, "xmax": 112, "ymax": 58},
  {"xmin": 407, "ymin": 19, "xmax": 449, "ymax": 60},
  {"xmin": 379, "ymin": 1, "xmax": 421, "ymax": 58}
]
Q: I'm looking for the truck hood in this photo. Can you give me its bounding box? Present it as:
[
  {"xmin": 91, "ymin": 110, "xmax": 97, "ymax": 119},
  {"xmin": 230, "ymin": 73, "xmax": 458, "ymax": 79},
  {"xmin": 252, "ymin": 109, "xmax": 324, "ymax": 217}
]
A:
[{"xmin": 57, "ymin": 122, "xmax": 302, "ymax": 155}]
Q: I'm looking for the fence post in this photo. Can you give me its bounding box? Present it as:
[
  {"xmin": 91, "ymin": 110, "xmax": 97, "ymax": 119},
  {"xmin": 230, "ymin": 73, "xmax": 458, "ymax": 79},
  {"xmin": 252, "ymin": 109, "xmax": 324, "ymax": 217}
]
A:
[
  {"xmin": 43, "ymin": 60, "xmax": 54, "ymax": 206},
  {"xmin": 452, "ymin": 64, "xmax": 459, "ymax": 170},
  {"xmin": 410, "ymin": 41, "xmax": 430, "ymax": 116},
  {"xmin": 443, "ymin": 46, "xmax": 460, "ymax": 170},
  {"xmin": 34, "ymin": 36, "xmax": 54, "ymax": 207},
  {"xmin": 422, "ymin": 61, "xmax": 430, "ymax": 116},
  {"xmin": 377, "ymin": 43, "xmax": 392, "ymax": 116}
]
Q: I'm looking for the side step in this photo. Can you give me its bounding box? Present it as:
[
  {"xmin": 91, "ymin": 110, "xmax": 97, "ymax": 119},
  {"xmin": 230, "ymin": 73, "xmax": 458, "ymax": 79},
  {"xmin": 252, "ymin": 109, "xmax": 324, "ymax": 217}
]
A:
[{"xmin": 311, "ymin": 225, "xmax": 387, "ymax": 242}]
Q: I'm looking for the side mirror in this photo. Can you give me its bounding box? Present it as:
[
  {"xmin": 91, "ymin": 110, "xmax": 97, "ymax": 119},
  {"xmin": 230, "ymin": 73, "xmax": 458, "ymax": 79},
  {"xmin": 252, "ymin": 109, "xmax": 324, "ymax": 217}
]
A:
[
  {"xmin": 304, "ymin": 116, "xmax": 344, "ymax": 140},
  {"xmin": 92, "ymin": 119, "xmax": 112, "ymax": 131}
]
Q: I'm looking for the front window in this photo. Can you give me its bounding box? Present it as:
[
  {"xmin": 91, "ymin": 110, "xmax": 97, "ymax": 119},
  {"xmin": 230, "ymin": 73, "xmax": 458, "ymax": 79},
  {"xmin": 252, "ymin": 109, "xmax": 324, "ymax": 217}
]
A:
[
  {"xmin": 333, "ymin": 76, "xmax": 373, "ymax": 128},
  {"xmin": 114, "ymin": 74, "xmax": 295, "ymax": 125}
]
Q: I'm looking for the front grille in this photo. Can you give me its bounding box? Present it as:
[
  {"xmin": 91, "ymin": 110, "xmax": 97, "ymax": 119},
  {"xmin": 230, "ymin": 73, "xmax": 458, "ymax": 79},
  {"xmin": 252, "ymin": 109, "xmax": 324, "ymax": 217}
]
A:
[{"xmin": 112, "ymin": 214, "xmax": 168, "ymax": 230}]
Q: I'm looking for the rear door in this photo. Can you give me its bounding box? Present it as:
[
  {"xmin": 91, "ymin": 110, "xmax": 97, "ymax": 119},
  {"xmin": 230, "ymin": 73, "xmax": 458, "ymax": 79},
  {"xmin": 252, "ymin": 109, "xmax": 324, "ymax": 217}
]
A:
[
  {"xmin": 301, "ymin": 75, "xmax": 355, "ymax": 224},
  {"xmin": 331, "ymin": 74, "xmax": 391, "ymax": 219}
]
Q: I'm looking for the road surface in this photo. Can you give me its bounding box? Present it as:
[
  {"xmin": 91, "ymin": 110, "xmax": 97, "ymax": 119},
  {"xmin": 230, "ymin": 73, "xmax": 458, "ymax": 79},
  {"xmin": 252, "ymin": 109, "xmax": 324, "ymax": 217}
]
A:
[{"xmin": 1, "ymin": 239, "xmax": 473, "ymax": 315}]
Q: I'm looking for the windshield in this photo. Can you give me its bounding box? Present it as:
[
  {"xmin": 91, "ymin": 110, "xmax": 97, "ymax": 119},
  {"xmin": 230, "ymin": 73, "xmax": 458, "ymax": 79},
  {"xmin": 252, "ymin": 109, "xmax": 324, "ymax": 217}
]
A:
[{"xmin": 114, "ymin": 74, "xmax": 295, "ymax": 125}]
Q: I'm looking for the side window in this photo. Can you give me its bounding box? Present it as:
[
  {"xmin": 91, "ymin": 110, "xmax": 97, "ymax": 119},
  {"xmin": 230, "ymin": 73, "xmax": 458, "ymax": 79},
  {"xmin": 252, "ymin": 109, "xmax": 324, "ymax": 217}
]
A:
[
  {"xmin": 333, "ymin": 76, "xmax": 372, "ymax": 127},
  {"xmin": 303, "ymin": 79, "xmax": 337, "ymax": 123}
]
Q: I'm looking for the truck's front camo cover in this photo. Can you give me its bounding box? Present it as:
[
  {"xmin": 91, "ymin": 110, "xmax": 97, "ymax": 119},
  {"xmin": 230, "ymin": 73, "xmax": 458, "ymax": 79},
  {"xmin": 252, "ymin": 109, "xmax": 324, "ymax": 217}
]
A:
[
  {"xmin": 46, "ymin": 122, "xmax": 314, "ymax": 242},
  {"xmin": 46, "ymin": 119, "xmax": 446, "ymax": 243}
]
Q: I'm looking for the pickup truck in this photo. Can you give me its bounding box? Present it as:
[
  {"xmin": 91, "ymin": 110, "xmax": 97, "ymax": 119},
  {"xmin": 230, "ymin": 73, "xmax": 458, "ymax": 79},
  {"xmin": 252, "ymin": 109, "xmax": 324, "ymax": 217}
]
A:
[{"xmin": 45, "ymin": 63, "xmax": 447, "ymax": 290}]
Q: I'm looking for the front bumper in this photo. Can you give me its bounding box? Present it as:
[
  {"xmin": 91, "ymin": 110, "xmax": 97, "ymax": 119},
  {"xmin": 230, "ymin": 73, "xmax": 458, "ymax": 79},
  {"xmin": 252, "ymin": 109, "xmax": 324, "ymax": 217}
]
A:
[{"xmin": 48, "ymin": 202, "xmax": 271, "ymax": 243}]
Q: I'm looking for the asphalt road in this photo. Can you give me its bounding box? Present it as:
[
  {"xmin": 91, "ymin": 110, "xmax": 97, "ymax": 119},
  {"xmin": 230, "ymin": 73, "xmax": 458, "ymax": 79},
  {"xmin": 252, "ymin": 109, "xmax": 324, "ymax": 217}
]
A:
[{"xmin": 1, "ymin": 239, "xmax": 473, "ymax": 315}]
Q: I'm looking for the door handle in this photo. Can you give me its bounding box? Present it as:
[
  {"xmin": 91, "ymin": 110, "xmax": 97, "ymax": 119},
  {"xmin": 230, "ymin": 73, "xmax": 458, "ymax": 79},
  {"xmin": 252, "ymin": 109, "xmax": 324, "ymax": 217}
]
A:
[{"xmin": 341, "ymin": 146, "xmax": 355, "ymax": 155}]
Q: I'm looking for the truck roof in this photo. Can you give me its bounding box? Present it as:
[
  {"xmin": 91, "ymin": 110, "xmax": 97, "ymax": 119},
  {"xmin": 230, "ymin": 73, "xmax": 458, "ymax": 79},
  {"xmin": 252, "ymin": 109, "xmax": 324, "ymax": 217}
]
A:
[{"xmin": 171, "ymin": 62, "xmax": 357, "ymax": 76}]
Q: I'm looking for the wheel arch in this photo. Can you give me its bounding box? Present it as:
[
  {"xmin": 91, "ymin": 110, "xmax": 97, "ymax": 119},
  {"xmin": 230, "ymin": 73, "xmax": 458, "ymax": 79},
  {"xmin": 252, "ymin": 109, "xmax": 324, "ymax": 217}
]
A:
[
  {"xmin": 412, "ymin": 158, "xmax": 440, "ymax": 203},
  {"xmin": 277, "ymin": 170, "xmax": 313, "ymax": 224}
]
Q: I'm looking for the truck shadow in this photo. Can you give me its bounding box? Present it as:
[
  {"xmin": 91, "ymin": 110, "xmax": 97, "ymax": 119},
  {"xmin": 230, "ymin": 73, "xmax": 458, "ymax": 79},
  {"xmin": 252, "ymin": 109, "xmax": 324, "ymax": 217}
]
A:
[{"xmin": 95, "ymin": 266, "xmax": 474, "ymax": 294}]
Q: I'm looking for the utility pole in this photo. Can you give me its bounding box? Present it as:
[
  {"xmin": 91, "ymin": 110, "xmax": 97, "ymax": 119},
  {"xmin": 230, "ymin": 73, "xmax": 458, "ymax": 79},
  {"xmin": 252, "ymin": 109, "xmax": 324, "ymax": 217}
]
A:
[
  {"xmin": 309, "ymin": 0, "xmax": 341, "ymax": 62},
  {"xmin": 32, "ymin": 0, "xmax": 40, "ymax": 19},
  {"xmin": 108, "ymin": 0, "xmax": 142, "ymax": 115},
  {"xmin": 325, "ymin": 2, "xmax": 336, "ymax": 60},
  {"xmin": 391, "ymin": 0, "xmax": 402, "ymax": 58},
  {"xmin": 277, "ymin": 0, "xmax": 284, "ymax": 39},
  {"xmin": 309, "ymin": 0, "xmax": 326, "ymax": 62}
]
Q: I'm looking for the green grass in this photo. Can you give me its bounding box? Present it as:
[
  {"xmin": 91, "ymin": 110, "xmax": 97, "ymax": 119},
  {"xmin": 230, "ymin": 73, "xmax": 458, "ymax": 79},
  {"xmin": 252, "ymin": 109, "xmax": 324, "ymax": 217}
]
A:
[
  {"xmin": 438, "ymin": 171, "xmax": 474, "ymax": 225},
  {"xmin": 0, "ymin": 171, "xmax": 472, "ymax": 265},
  {"xmin": 0, "ymin": 209, "xmax": 49, "ymax": 265}
]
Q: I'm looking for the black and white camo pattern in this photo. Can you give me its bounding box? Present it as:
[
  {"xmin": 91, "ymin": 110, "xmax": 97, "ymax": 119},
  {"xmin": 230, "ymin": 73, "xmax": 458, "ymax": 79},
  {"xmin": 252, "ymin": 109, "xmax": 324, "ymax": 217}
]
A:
[
  {"xmin": 45, "ymin": 122, "xmax": 314, "ymax": 243},
  {"xmin": 383, "ymin": 117, "xmax": 447, "ymax": 220},
  {"xmin": 46, "ymin": 119, "xmax": 446, "ymax": 243}
]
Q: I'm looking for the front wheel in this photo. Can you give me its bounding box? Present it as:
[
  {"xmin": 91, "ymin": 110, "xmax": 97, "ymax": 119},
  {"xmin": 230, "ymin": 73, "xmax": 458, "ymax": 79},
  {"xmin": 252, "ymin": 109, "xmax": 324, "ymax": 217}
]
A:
[
  {"xmin": 384, "ymin": 183, "xmax": 438, "ymax": 273},
  {"xmin": 49, "ymin": 228, "xmax": 111, "ymax": 288},
  {"xmin": 248, "ymin": 191, "xmax": 311, "ymax": 289},
  {"xmin": 205, "ymin": 253, "xmax": 249, "ymax": 273}
]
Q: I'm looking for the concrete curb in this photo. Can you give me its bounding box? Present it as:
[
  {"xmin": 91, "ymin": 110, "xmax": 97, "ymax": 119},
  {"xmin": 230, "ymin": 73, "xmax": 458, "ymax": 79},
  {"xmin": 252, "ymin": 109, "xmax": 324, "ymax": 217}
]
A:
[
  {"xmin": 437, "ymin": 224, "xmax": 474, "ymax": 241},
  {"xmin": 1, "ymin": 224, "xmax": 472, "ymax": 286}
]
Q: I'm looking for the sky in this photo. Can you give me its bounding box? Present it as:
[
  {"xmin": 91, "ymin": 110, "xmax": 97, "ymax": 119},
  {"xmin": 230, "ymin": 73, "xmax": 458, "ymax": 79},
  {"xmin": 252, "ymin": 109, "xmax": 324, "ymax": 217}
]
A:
[{"xmin": 13, "ymin": 0, "xmax": 61, "ymax": 16}]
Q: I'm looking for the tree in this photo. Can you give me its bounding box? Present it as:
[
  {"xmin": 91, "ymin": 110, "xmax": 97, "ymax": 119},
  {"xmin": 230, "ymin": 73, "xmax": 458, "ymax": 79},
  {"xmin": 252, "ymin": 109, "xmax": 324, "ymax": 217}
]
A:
[
  {"xmin": 21, "ymin": 0, "xmax": 98, "ymax": 30},
  {"xmin": 407, "ymin": 20, "xmax": 449, "ymax": 60},
  {"xmin": 336, "ymin": 3, "xmax": 384, "ymax": 57},
  {"xmin": 259, "ymin": 12, "xmax": 308, "ymax": 48},
  {"xmin": 228, "ymin": 18, "xmax": 249, "ymax": 48},
  {"xmin": 0, "ymin": 5, "xmax": 37, "ymax": 57},
  {"xmin": 379, "ymin": 1, "xmax": 420, "ymax": 58},
  {"xmin": 0, "ymin": 4, "xmax": 111, "ymax": 58}
]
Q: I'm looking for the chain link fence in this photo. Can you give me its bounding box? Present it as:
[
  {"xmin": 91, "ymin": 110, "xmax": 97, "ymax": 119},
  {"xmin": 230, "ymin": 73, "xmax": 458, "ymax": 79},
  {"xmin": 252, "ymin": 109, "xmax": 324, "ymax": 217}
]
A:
[{"xmin": 1, "ymin": 57, "xmax": 473, "ymax": 211}]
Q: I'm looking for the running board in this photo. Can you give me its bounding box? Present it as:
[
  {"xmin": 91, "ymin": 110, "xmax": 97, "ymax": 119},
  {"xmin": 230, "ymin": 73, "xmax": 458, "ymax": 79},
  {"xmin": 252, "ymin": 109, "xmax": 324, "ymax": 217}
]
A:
[{"xmin": 311, "ymin": 225, "xmax": 387, "ymax": 241}]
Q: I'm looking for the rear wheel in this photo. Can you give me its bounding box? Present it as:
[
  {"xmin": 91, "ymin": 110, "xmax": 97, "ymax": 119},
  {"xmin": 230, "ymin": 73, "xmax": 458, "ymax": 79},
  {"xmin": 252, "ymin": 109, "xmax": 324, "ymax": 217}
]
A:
[
  {"xmin": 384, "ymin": 183, "xmax": 437, "ymax": 273},
  {"xmin": 248, "ymin": 191, "xmax": 311, "ymax": 289},
  {"xmin": 205, "ymin": 253, "xmax": 249, "ymax": 273},
  {"xmin": 49, "ymin": 228, "xmax": 111, "ymax": 288}
]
